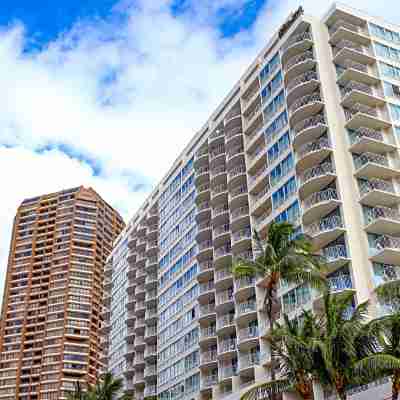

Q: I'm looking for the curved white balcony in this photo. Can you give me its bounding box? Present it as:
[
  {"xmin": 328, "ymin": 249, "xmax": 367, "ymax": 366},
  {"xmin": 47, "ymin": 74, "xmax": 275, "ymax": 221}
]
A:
[
  {"xmin": 322, "ymin": 244, "xmax": 350, "ymax": 271},
  {"xmin": 210, "ymin": 164, "xmax": 227, "ymax": 182},
  {"xmin": 302, "ymin": 188, "xmax": 341, "ymax": 225},
  {"xmin": 364, "ymin": 206, "xmax": 400, "ymax": 235},
  {"xmin": 215, "ymin": 268, "xmax": 233, "ymax": 288},
  {"xmin": 200, "ymin": 326, "xmax": 217, "ymax": 343},
  {"xmin": 286, "ymin": 70, "xmax": 319, "ymax": 105},
  {"xmin": 299, "ymin": 161, "xmax": 336, "ymax": 198},
  {"xmin": 234, "ymin": 276, "xmax": 256, "ymax": 300},
  {"xmin": 358, "ymin": 178, "xmax": 400, "ymax": 207},
  {"xmin": 218, "ymin": 339, "xmax": 237, "ymax": 356},
  {"xmin": 211, "ymin": 183, "xmax": 228, "ymax": 204},
  {"xmin": 370, "ymin": 235, "xmax": 400, "ymax": 265},
  {"xmin": 354, "ymin": 152, "xmax": 399, "ymax": 179},
  {"xmin": 217, "ymin": 314, "xmax": 235, "ymax": 333},
  {"xmin": 216, "ymin": 289, "xmax": 234, "ymax": 311},
  {"xmin": 214, "ymin": 244, "xmax": 232, "ymax": 267},
  {"xmin": 238, "ymin": 326, "xmax": 259, "ymax": 346},
  {"xmin": 345, "ymin": 104, "xmax": 391, "ymax": 131},
  {"xmin": 228, "ymin": 164, "xmax": 247, "ymax": 186},
  {"xmin": 304, "ymin": 214, "xmax": 345, "ymax": 249},
  {"xmin": 292, "ymin": 113, "xmax": 328, "ymax": 149},
  {"xmin": 329, "ymin": 19, "xmax": 370, "ymax": 46},
  {"xmin": 340, "ymin": 80, "xmax": 384, "ymax": 109},
  {"xmin": 239, "ymin": 352, "xmax": 260, "ymax": 371},
  {"xmin": 282, "ymin": 31, "xmax": 313, "ymax": 63},
  {"xmin": 332, "ymin": 39, "xmax": 374, "ymax": 67},
  {"xmin": 198, "ymin": 240, "xmax": 213, "ymax": 258},
  {"xmin": 296, "ymin": 136, "xmax": 332, "ymax": 172},
  {"xmin": 199, "ymin": 303, "xmax": 216, "ymax": 322},
  {"xmin": 236, "ymin": 300, "xmax": 257, "ymax": 323},
  {"xmin": 284, "ymin": 49, "xmax": 316, "ymax": 83},
  {"xmin": 198, "ymin": 260, "xmax": 214, "ymax": 280},
  {"xmin": 199, "ymin": 281, "xmax": 215, "ymax": 302},
  {"xmin": 349, "ymin": 127, "xmax": 396, "ymax": 154},
  {"xmin": 288, "ymin": 92, "xmax": 324, "ymax": 128},
  {"xmin": 197, "ymin": 183, "xmax": 210, "ymax": 202},
  {"xmin": 200, "ymin": 350, "xmax": 218, "ymax": 367}
]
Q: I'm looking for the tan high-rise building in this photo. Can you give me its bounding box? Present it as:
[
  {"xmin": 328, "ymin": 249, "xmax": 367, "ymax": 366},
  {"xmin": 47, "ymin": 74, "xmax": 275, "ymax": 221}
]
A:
[
  {"xmin": 0, "ymin": 186, "xmax": 125, "ymax": 400},
  {"xmin": 101, "ymin": 3, "xmax": 400, "ymax": 400}
]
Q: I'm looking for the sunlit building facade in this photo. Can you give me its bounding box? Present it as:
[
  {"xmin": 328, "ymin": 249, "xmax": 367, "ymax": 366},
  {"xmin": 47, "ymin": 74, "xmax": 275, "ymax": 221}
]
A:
[{"xmin": 102, "ymin": 4, "xmax": 400, "ymax": 400}]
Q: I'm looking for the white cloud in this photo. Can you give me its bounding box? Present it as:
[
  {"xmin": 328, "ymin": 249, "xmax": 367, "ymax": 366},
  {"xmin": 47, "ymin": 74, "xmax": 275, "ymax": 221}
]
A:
[{"xmin": 0, "ymin": 0, "xmax": 399, "ymax": 302}]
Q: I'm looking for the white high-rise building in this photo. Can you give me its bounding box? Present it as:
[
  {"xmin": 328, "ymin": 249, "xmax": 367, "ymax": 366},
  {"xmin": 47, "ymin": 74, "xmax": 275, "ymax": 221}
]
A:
[{"xmin": 102, "ymin": 4, "xmax": 400, "ymax": 400}]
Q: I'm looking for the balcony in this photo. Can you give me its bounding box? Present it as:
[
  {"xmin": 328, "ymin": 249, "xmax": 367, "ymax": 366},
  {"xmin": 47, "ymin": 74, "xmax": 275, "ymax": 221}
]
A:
[
  {"xmin": 345, "ymin": 104, "xmax": 391, "ymax": 131},
  {"xmin": 215, "ymin": 268, "xmax": 233, "ymax": 286},
  {"xmin": 195, "ymin": 166, "xmax": 210, "ymax": 182},
  {"xmin": 210, "ymin": 145, "xmax": 225, "ymax": 162},
  {"xmin": 217, "ymin": 314, "xmax": 235, "ymax": 332},
  {"xmin": 284, "ymin": 50, "xmax": 316, "ymax": 83},
  {"xmin": 145, "ymin": 290, "xmax": 157, "ymax": 306},
  {"xmin": 232, "ymin": 227, "xmax": 252, "ymax": 245},
  {"xmin": 282, "ymin": 31, "xmax": 313, "ymax": 63},
  {"xmin": 288, "ymin": 92, "xmax": 324, "ymax": 126},
  {"xmin": 349, "ymin": 127, "xmax": 396, "ymax": 154},
  {"xmin": 296, "ymin": 136, "xmax": 332, "ymax": 171},
  {"xmin": 197, "ymin": 201, "xmax": 211, "ymax": 220},
  {"xmin": 216, "ymin": 290, "xmax": 234, "ymax": 310},
  {"xmin": 210, "ymin": 164, "xmax": 227, "ymax": 180},
  {"xmin": 212, "ymin": 184, "xmax": 228, "ymax": 203},
  {"xmin": 199, "ymin": 281, "xmax": 215, "ymax": 301},
  {"xmin": 198, "ymin": 260, "xmax": 214, "ymax": 279},
  {"xmin": 200, "ymin": 326, "xmax": 217, "ymax": 342},
  {"xmin": 314, "ymin": 273, "xmax": 354, "ymax": 308},
  {"xmin": 337, "ymin": 59, "xmax": 379, "ymax": 87},
  {"xmin": 201, "ymin": 374, "xmax": 218, "ymax": 389},
  {"xmin": 370, "ymin": 235, "xmax": 400, "ymax": 265},
  {"xmin": 364, "ymin": 206, "xmax": 400, "ymax": 235},
  {"xmin": 236, "ymin": 300, "xmax": 257, "ymax": 322},
  {"xmin": 244, "ymin": 101, "xmax": 262, "ymax": 128},
  {"xmin": 230, "ymin": 185, "xmax": 248, "ymax": 205},
  {"xmin": 214, "ymin": 224, "xmax": 230, "ymax": 241},
  {"xmin": 340, "ymin": 81, "xmax": 384, "ymax": 109},
  {"xmin": 198, "ymin": 240, "xmax": 213, "ymax": 257},
  {"xmin": 219, "ymin": 366, "xmax": 238, "ymax": 380},
  {"xmin": 198, "ymin": 220, "xmax": 212, "ymax": 238},
  {"xmin": 353, "ymin": 152, "xmax": 399, "ymax": 180},
  {"xmin": 218, "ymin": 339, "xmax": 237, "ymax": 355},
  {"xmin": 322, "ymin": 244, "xmax": 350, "ymax": 270},
  {"xmin": 228, "ymin": 165, "xmax": 247, "ymax": 185},
  {"xmin": 299, "ymin": 161, "xmax": 336, "ymax": 198},
  {"xmin": 231, "ymin": 206, "xmax": 250, "ymax": 224},
  {"xmin": 144, "ymin": 386, "xmax": 157, "ymax": 399},
  {"xmin": 238, "ymin": 326, "xmax": 259, "ymax": 344},
  {"xmin": 332, "ymin": 39, "xmax": 374, "ymax": 66},
  {"xmin": 359, "ymin": 178, "xmax": 400, "ymax": 207},
  {"xmin": 302, "ymin": 188, "xmax": 341, "ymax": 225},
  {"xmin": 199, "ymin": 304, "xmax": 216, "ymax": 321},
  {"xmin": 209, "ymin": 128, "xmax": 225, "ymax": 144},
  {"xmin": 304, "ymin": 214, "xmax": 345, "ymax": 249},
  {"xmin": 226, "ymin": 125, "xmax": 243, "ymax": 142},
  {"xmin": 227, "ymin": 145, "xmax": 245, "ymax": 162},
  {"xmin": 197, "ymin": 183, "xmax": 210, "ymax": 202},
  {"xmin": 286, "ymin": 71, "xmax": 320, "ymax": 105},
  {"xmin": 292, "ymin": 113, "xmax": 328, "ymax": 149},
  {"xmin": 239, "ymin": 352, "xmax": 260, "ymax": 371},
  {"xmin": 195, "ymin": 147, "xmax": 209, "ymax": 163},
  {"xmin": 144, "ymin": 345, "xmax": 157, "ymax": 361},
  {"xmin": 200, "ymin": 350, "xmax": 218, "ymax": 366},
  {"xmin": 329, "ymin": 19, "xmax": 370, "ymax": 46},
  {"xmin": 234, "ymin": 276, "xmax": 255, "ymax": 298},
  {"xmin": 214, "ymin": 244, "xmax": 232, "ymax": 265}
]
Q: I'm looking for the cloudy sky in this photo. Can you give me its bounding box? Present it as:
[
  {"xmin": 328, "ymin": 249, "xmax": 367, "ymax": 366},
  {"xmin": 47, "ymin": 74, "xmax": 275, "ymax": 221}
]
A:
[{"xmin": 0, "ymin": 0, "xmax": 399, "ymax": 300}]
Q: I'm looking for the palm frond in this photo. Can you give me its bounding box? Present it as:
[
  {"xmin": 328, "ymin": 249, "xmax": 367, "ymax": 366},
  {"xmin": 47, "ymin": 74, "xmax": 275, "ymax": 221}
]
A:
[
  {"xmin": 375, "ymin": 279, "xmax": 400, "ymax": 302},
  {"xmin": 241, "ymin": 379, "xmax": 292, "ymax": 400}
]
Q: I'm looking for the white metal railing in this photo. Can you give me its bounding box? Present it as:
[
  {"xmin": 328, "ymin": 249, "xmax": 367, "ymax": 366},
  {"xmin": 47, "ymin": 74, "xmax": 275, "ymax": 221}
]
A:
[
  {"xmin": 340, "ymin": 80, "xmax": 374, "ymax": 98},
  {"xmin": 286, "ymin": 70, "xmax": 318, "ymax": 93},
  {"xmin": 227, "ymin": 146, "xmax": 244, "ymax": 159},
  {"xmin": 228, "ymin": 164, "xmax": 246, "ymax": 179},
  {"xmin": 214, "ymin": 224, "xmax": 230, "ymax": 236},
  {"xmin": 245, "ymin": 101, "xmax": 262, "ymax": 124},
  {"xmin": 212, "ymin": 184, "xmax": 228, "ymax": 196},
  {"xmin": 198, "ymin": 183, "xmax": 210, "ymax": 193},
  {"xmin": 293, "ymin": 113, "xmax": 326, "ymax": 136},
  {"xmin": 231, "ymin": 206, "xmax": 249, "ymax": 220},
  {"xmin": 240, "ymin": 352, "xmax": 261, "ymax": 368},
  {"xmin": 289, "ymin": 92, "xmax": 322, "ymax": 116},
  {"xmin": 300, "ymin": 162, "xmax": 334, "ymax": 185},
  {"xmin": 200, "ymin": 303, "xmax": 216, "ymax": 316},
  {"xmin": 236, "ymin": 300, "xmax": 257, "ymax": 315},
  {"xmin": 235, "ymin": 276, "xmax": 255, "ymax": 290},
  {"xmin": 344, "ymin": 103, "xmax": 378, "ymax": 121},
  {"xmin": 328, "ymin": 274, "xmax": 353, "ymax": 292},
  {"xmin": 364, "ymin": 206, "xmax": 400, "ymax": 225},
  {"xmin": 201, "ymin": 326, "xmax": 216, "ymax": 338},
  {"xmin": 198, "ymin": 240, "xmax": 213, "ymax": 251},
  {"xmin": 284, "ymin": 50, "xmax": 314, "ymax": 73},
  {"xmin": 215, "ymin": 244, "xmax": 232, "ymax": 258},
  {"xmin": 349, "ymin": 126, "xmax": 384, "ymax": 145},
  {"xmin": 218, "ymin": 314, "xmax": 235, "ymax": 328},
  {"xmin": 297, "ymin": 136, "xmax": 331, "ymax": 159},
  {"xmin": 249, "ymin": 163, "xmax": 268, "ymax": 185},
  {"xmin": 322, "ymin": 244, "xmax": 348, "ymax": 262},
  {"xmin": 211, "ymin": 164, "xmax": 227, "ymax": 177},
  {"xmin": 196, "ymin": 166, "xmax": 209, "ymax": 176},
  {"xmin": 232, "ymin": 227, "xmax": 252, "ymax": 242},
  {"xmin": 329, "ymin": 19, "xmax": 363, "ymax": 36},
  {"xmin": 198, "ymin": 220, "xmax": 211, "ymax": 230},
  {"xmin": 230, "ymin": 185, "xmax": 248, "ymax": 198},
  {"xmin": 219, "ymin": 339, "xmax": 237, "ymax": 353},
  {"xmin": 226, "ymin": 125, "xmax": 243, "ymax": 139},
  {"xmin": 305, "ymin": 214, "xmax": 343, "ymax": 237},
  {"xmin": 213, "ymin": 204, "xmax": 229, "ymax": 217},
  {"xmin": 303, "ymin": 188, "xmax": 339, "ymax": 210},
  {"xmin": 199, "ymin": 261, "xmax": 213, "ymax": 272},
  {"xmin": 359, "ymin": 178, "xmax": 394, "ymax": 196},
  {"xmin": 201, "ymin": 350, "xmax": 218, "ymax": 363},
  {"xmin": 282, "ymin": 31, "xmax": 312, "ymax": 53},
  {"xmin": 197, "ymin": 201, "xmax": 210, "ymax": 211},
  {"xmin": 354, "ymin": 152, "xmax": 389, "ymax": 170},
  {"xmin": 200, "ymin": 281, "xmax": 215, "ymax": 293},
  {"xmin": 217, "ymin": 290, "xmax": 234, "ymax": 304},
  {"xmin": 374, "ymin": 235, "xmax": 400, "ymax": 251},
  {"xmin": 220, "ymin": 366, "xmax": 238, "ymax": 378},
  {"xmin": 239, "ymin": 326, "xmax": 259, "ymax": 341},
  {"xmin": 215, "ymin": 268, "xmax": 232, "ymax": 281},
  {"xmin": 202, "ymin": 374, "xmax": 218, "ymax": 387}
]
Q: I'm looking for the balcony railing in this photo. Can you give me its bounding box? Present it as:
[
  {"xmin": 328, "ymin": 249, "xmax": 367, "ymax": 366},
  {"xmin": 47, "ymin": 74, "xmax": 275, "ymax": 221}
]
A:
[
  {"xmin": 329, "ymin": 19, "xmax": 364, "ymax": 36},
  {"xmin": 227, "ymin": 146, "xmax": 244, "ymax": 159},
  {"xmin": 196, "ymin": 166, "xmax": 209, "ymax": 176},
  {"xmin": 214, "ymin": 224, "xmax": 230, "ymax": 237},
  {"xmin": 215, "ymin": 268, "xmax": 232, "ymax": 281},
  {"xmin": 200, "ymin": 304, "xmax": 216, "ymax": 316},
  {"xmin": 245, "ymin": 102, "xmax": 262, "ymax": 124},
  {"xmin": 202, "ymin": 374, "xmax": 218, "ymax": 387},
  {"xmin": 198, "ymin": 240, "xmax": 213, "ymax": 251},
  {"xmin": 232, "ymin": 227, "xmax": 252, "ymax": 242},
  {"xmin": 238, "ymin": 326, "xmax": 259, "ymax": 341},
  {"xmin": 374, "ymin": 235, "xmax": 400, "ymax": 251},
  {"xmin": 199, "ymin": 261, "xmax": 213, "ymax": 272},
  {"xmin": 218, "ymin": 314, "xmax": 235, "ymax": 329},
  {"xmin": 322, "ymin": 244, "xmax": 348, "ymax": 262},
  {"xmin": 212, "ymin": 184, "xmax": 228, "ymax": 196},
  {"xmin": 235, "ymin": 276, "xmax": 255, "ymax": 290},
  {"xmin": 219, "ymin": 339, "xmax": 237, "ymax": 353},
  {"xmin": 354, "ymin": 152, "xmax": 389, "ymax": 170},
  {"xmin": 282, "ymin": 31, "xmax": 312, "ymax": 53},
  {"xmin": 344, "ymin": 103, "xmax": 378, "ymax": 121},
  {"xmin": 198, "ymin": 201, "xmax": 210, "ymax": 211},
  {"xmin": 201, "ymin": 325, "xmax": 216, "ymax": 339},
  {"xmin": 293, "ymin": 113, "xmax": 326, "ymax": 137},
  {"xmin": 215, "ymin": 244, "xmax": 232, "ymax": 258},
  {"xmin": 217, "ymin": 290, "xmax": 234, "ymax": 304},
  {"xmin": 297, "ymin": 136, "xmax": 331, "ymax": 159},
  {"xmin": 198, "ymin": 220, "xmax": 212, "ymax": 231},
  {"xmin": 249, "ymin": 164, "xmax": 268, "ymax": 186},
  {"xmin": 200, "ymin": 281, "xmax": 215, "ymax": 294},
  {"xmin": 236, "ymin": 300, "xmax": 256, "ymax": 315},
  {"xmin": 303, "ymin": 188, "xmax": 339, "ymax": 211},
  {"xmin": 340, "ymin": 80, "xmax": 374, "ymax": 99},
  {"xmin": 228, "ymin": 165, "xmax": 246, "ymax": 179},
  {"xmin": 213, "ymin": 204, "xmax": 229, "ymax": 217},
  {"xmin": 220, "ymin": 366, "xmax": 238, "ymax": 378},
  {"xmin": 231, "ymin": 206, "xmax": 250, "ymax": 220},
  {"xmin": 364, "ymin": 206, "xmax": 400, "ymax": 225},
  {"xmin": 198, "ymin": 184, "xmax": 210, "ymax": 193},
  {"xmin": 226, "ymin": 126, "xmax": 243, "ymax": 139},
  {"xmin": 210, "ymin": 145, "xmax": 225, "ymax": 160},
  {"xmin": 328, "ymin": 274, "xmax": 353, "ymax": 292},
  {"xmin": 332, "ymin": 39, "xmax": 371, "ymax": 56},
  {"xmin": 201, "ymin": 350, "xmax": 218, "ymax": 363},
  {"xmin": 236, "ymin": 250, "xmax": 254, "ymax": 261},
  {"xmin": 211, "ymin": 165, "xmax": 226, "ymax": 177},
  {"xmin": 289, "ymin": 92, "xmax": 322, "ymax": 116},
  {"xmin": 284, "ymin": 50, "xmax": 314, "ymax": 73},
  {"xmin": 300, "ymin": 162, "xmax": 334, "ymax": 185},
  {"xmin": 286, "ymin": 70, "xmax": 318, "ymax": 93},
  {"xmin": 240, "ymin": 352, "xmax": 260, "ymax": 368},
  {"xmin": 349, "ymin": 127, "xmax": 384, "ymax": 145},
  {"xmin": 359, "ymin": 178, "xmax": 395, "ymax": 196},
  {"xmin": 305, "ymin": 214, "xmax": 343, "ymax": 236},
  {"xmin": 230, "ymin": 185, "xmax": 248, "ymax": 198}
]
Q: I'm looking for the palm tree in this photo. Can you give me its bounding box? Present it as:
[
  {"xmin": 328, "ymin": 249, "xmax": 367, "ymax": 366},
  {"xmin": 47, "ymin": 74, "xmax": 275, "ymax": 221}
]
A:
[
  {"xmin": 355, "ymin": 279, "xmax": 400, "ymax": 400},
  {"xmin": 312, "ymin": 291, "xmax": 400, "ymax": 400},
  {"xmin": 241, "ymin": 310, "xmax": 319, "ymax": 400},
  {"xmin": 67, "ymin": 373, "xmax": 131, "ymax": 400},
  {"xmin": 233, "ymin": 221, "xmax": 326, "ymax": 385}
]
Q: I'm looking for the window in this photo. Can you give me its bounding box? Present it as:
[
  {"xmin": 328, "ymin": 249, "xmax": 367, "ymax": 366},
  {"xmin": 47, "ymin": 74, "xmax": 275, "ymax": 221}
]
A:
[
  {"xmin": 265, "ymin": 111, "xmax": 288, "ymax": 143},
  {"xmin": 275, "ymin": 201, "xmax": 301, "ymax": 226},
  {"xmin": 379, "ymin": 62, "xmax": 400, "ymax": 82},
  {"xmin": 261, "ymin": 71, "xmax": 283, "ymax": 102},
  {"xmin": 267, "ymin": 131, "xmax": 290, "ymax": 163},
  {"xmin": 272, "ymin": 177, "xmax": 297, "ymax": 209},
  {"xmin": 370, "ymin": 23, "xmax": 400, "ymax": 45},
  {"xmin": 260, "ymin": 53, "xmax": 280, "ymax": 83},
  {"xmin": 383, "ymin": 81, "xmax": 400, "ymax": 99},
  {"xmin": 263, "ymin": 90, "xmax": 285, "ymax": 120},
  {"xmin": 375, "ymin": 42, "xmax": 400, "ymax": 62},
  {"xmin": 389, "ymin": 103, "xmax": 400, "ymax": 121},
  {"xmin": 270, "ymin": 153, "xmax": 294, "ymax": 187}
]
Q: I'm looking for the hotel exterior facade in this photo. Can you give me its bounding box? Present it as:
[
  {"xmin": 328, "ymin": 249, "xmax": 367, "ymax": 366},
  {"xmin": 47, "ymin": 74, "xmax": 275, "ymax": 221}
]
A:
[
  {"xmin": 0, "ymin": 186, "xmax": 125, "ymax": 400},
  {"xmin": 102, "ymin": 4, "xmax": 400, "ymax": 400}
]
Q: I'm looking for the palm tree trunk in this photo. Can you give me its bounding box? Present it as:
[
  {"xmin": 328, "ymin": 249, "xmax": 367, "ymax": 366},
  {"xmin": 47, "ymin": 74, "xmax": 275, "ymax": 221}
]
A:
[
  {"xmin": 392, "ymin": 371, "xmax": 400, "ymax": 400},
  {"xmin": 266, "ymin": 284, "xmax": 278, "ymax": 400}
]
